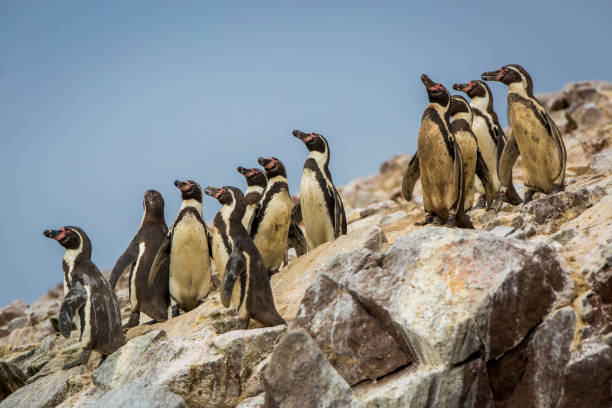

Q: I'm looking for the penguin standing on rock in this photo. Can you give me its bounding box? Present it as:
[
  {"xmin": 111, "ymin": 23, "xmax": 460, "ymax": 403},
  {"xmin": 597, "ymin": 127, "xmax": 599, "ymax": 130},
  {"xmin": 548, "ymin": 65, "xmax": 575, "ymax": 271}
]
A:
[
  {"xmin": 482, "ymin": 64, "xmax": 566, "ymax": 205},
  {"xmin": 237, "ymin": 166, "xmax": 267, "ymax": 231},
  {"xmin": 452, "ymin": 80, "xmax": 522, "ymax": 207},
  {"xmin": 110, "ymin": 190, "xmax": 170, "ymax": 328},
  {"xmin": 448, "ymin": 95, "xmax": 496, "ymax": 211},
  {"xmin": 413, "ymin": 74, "xmax": 471, "ymax": 227},
  {"xmin": 292, "ymin": 130, "xmax": 346, "ymax": 250},
  {"xmin": 43, "ymin": 226, "xmax": 125, "ymax": 368},
  {"xmin": 205, "ymin": 186, "xmax": 286, "ymax": 329},
  {"xmin": 149, "ymin": 180, "xmax": 212, "ymax": 316},
  {"xmin": 250, "ymin": 157, "xmax": 292, "ymax": 275}
]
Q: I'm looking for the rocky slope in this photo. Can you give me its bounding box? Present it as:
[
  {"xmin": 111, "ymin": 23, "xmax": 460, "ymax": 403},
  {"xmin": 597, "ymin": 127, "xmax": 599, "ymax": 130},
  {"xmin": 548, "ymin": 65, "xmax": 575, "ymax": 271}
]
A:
[{"xmin": 1, "ymin": 80, "xmax": 611, "ymax": 407}]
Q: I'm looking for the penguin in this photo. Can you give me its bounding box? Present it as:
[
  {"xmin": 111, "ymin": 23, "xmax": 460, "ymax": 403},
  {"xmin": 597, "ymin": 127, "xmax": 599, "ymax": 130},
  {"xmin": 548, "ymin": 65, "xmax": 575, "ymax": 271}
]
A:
[
  {"xmin": 286, "ymin": 202, "xmax": 308, "ymax": 258},
  {"xmin": 109, "ymin": 190, "xmax": 170, "ymax": 328},
  {"xmin": 292, "ymin": 130, "xmax": 347, "ymax": 250},
  {"xmin": 482, "ymin": 64, "xmax": 566, "ymax": 204},
  {"xmin": 448, "ymin": 95, "xmax": 496, "ymax": 211},
  {"xmin": 237, "ymin": 166, "xmax": 267, "ymax": 231},
  {"xmin": 452, "ymin": 80, "xmax": 522, "ymax": 206},
  {"xmin": 204, "ymin": 186, "xmax": 286, "ymax": 329},
  {"xmin": 149, "ymin": 180, "xmax": 212, "ymax": 316},
  {"xmin": 43, "ymin": 226, "xmax": 125, "ymax": 369},
  {"xmin": 207, "ymin": 185, "xmax": 235, "ymax": 303},
  {"xmin": 249, "ymin": 157, "xmax": 292, "ymax": 275},
  {"xmin": 414, "ymin": 74, "xmax": 472, "ymax": 227}
]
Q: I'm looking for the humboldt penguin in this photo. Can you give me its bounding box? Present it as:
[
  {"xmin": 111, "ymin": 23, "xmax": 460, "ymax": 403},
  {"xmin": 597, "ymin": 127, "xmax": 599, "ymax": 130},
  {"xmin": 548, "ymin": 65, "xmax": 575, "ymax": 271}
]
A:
[
  {"xmin": 292, "ymin": 130, "xmax": 346, "ymax": 250},
  {"xmin": 482, "ymin": 64, "xmax": 566, "ymax": 204},
  {"xmin": 250, "ymin": 157, "xmax": 292, "ymax": 275},
  {"xmin": 204, "ymin": 186, "xmax": 286, "ymax": 329},
  {"xmin": 415, "ymin": 74, "xmax": 471, "ymax": 227},
  {"xmin": 149, "ymin": 180, "xmax": 212, "ymax": 316},
  {"xmin": 452, "ymin": 80, "xmax": 522, "ymax": 206},
  {"xmin": 43, "ymin": 226, "xmax": 125, "ymax": 368},
  {"xmin": 448, "ymin": 95, "xmax": 496, "ymax": 210},
  {"xmin": 237, "ymin": 166, "xmax": 267, "ymax": 231},
  {"xmin": 110, "ymin": 190, "xmax": 170, "ymax": 328}
]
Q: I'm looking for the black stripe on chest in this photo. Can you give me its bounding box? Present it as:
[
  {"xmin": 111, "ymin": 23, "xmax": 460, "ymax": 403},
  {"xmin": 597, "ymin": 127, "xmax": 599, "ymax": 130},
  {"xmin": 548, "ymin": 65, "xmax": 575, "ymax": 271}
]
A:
[
  {"xmin": 423, "ymin": 107, "xmax": 454, "ymax": 159},
  {"xmin": 213, "ymin": 214, "xmax": 232, "ymax": 256},
  {"xmin": 451, "ymin": 119, "xmax": 478, "ymax": 143},
  {"xmin": 304, "ymin": 158, "xmax": 336, "ymax": 221},
  {"xmin": 508, "ymin": 93, "xmax": 551, "ymax": 133},
  {"xmin": 250, "ymin": 181, "xmax": 288, "ymax": 238}
]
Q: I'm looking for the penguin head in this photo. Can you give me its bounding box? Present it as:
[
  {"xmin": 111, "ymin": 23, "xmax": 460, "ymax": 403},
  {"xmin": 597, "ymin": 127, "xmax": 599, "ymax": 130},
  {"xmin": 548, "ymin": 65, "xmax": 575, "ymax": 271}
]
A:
[
  {"xmin": 43, "ymin": 226, "xmax": 89, "ymax": 251},
  {"xmin": 258, "ymin": 157, "xmax": 287, "ymax": 178},
  {"xmin": 204, "ymin": 186, "xmax": 246, "ymax": 219},
  {"xmin": 452, "ymin": 80, "xmax": 490, "ymax": 100},
  {"xmin": 449, "ymin": 95, "xmax": 473, "ymax": 123},
  {"xmin": 237, "ymin": 167, "xmax": 267, "ymax": 188},
  {"xmin": 174, "ymin": 180, "xmax": 203, "ymax": 202},
  {"xmin": 481, "ymin": 64, "xmax": 533, "ymax": 93},
  {"xmin": 421, "ymin": 74, "xmax": 450, "ymax": 107},
  {"xmin": 143, "ymin": 190, "xmax": 165, "ymax": 219},
  {"xmin": 292, "ymin": 130, "xmax": 328, "ymax": 155}
]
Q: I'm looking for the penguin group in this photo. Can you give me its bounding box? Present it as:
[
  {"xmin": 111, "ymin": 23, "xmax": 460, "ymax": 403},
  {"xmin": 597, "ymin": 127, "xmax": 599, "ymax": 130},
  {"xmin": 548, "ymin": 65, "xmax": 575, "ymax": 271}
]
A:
[
  {"xmin": 43, "ymin": 128, "xmax": 346, "ymax": 369},
  {"xmin": 402, "ymin": 64, "xmax": 566, "ymax": 226},
  {"xmin": 42, "ymin": 63, "xmax": 565, "ymax": 369}
]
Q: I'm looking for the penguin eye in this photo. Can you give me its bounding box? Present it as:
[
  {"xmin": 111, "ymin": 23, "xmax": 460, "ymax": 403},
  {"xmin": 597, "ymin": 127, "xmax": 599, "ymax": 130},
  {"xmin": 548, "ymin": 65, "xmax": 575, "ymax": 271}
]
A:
[{"xmin": 65, "ymin": 229, "xmax": 71, "ymax": 235}]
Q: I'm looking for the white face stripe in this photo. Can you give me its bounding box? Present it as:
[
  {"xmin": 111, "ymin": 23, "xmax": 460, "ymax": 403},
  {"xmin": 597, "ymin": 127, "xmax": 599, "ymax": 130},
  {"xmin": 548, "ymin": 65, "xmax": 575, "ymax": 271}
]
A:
[
  {"xmin": 63, "ymin": 229, "xmax": 84, "ymax": 283},
  {"xmin": 220, "ymin": 195, "xmax": 237, "ymax": 219},
  {"xmin": 506, "ymin": 66, "xmax": 529, "ymax": 96},
  {"xmin": 451, "ymin": 111, "xmax": 473, "ymax": 125}
]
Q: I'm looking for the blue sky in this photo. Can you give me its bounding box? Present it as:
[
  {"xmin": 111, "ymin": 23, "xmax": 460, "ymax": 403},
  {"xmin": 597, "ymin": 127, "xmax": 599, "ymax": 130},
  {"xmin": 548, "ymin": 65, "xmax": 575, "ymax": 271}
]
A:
[{"xmin": 1, "ymin": 1, "xmax": 611, "ymax": 304}]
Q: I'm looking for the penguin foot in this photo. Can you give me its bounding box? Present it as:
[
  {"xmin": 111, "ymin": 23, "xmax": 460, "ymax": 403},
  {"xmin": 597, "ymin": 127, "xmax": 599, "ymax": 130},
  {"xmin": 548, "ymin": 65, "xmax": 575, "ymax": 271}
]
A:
[
  {"xmin": 523, "ymin": 189, "xmax": 536, "ymax": 204},
  {"xmin": 171, "ymin": 305, "xmax": 181, "ymax": 318},
  {"xmin": 123, "ymin": 312, "xmax": 140, "ymax": 330},
  {"xmin": 236, "ymin": 318, "xmax": 249, "ymax": 330},
  {"xmin": 62, "ymin": 349, "xmax": 91, "ymax": 370},
  {"xmin": 551, "ymin": 183, "xmax": 563, "ymax": 193},
  {"xmin": 416, "ymin": 212, "xmax": 435, "ymax": 226},
  {"xmin": 445, "ymin": 214, "xmax": 456, "ymax": 227},
  {"xmin": 97, "ymin": 354, "xmax": 108, "ymax": 368},
  {"xmin": 491, "ymin": 192, "xmax": 505, "ymax": 213},
  {"xmin": 142, "ymin": 320, "xmax": 158, "ymax": 325},
  {"xmin": 475, "ymin": 195, "xmax": 487, "ymax": 209}
]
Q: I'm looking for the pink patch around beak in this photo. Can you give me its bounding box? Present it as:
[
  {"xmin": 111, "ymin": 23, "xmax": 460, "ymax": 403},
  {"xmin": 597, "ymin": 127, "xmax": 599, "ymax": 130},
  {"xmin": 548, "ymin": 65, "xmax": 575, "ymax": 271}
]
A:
[
  {"xmin": 496, "ymin": 68, "xmax": 504, "ymax": 81},
  {"xmin": 265, "ymin": 159, "xmax": 275, "ymax": 169},
  {"xmin": 214, "ymin": 188, "xmax": 224, "ymax": 199}
]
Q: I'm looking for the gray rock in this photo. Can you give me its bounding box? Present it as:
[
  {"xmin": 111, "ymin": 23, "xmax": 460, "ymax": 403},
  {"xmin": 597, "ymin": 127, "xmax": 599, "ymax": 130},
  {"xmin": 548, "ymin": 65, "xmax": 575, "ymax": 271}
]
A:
[
  {"xmin": 80, "ymin": 379, "xmax": 186, "ymax": 408},
  {"xmin": 0, "ymin": 361, "xmax": 26, "ymax": 400},
  {"xmin": 293, "ymin": 260, "xmax": 410, "ymax": 385},
  {"xmin": 236, "ymin": 394, "xmax": 265, "ymax": 408},
  {"xmin": 589, "ymin": 149, "xmax": 612, "ymax": 175},
  {"xmin": 489, "ymin": 225, "xmax": 516, "ymax": 237},
  {"xmin": 0, "ymin": 366, "xmax": 84, "ymax": 408},
  {"xmin": 321, "ymin": 227, "xmax": 569, "ymax": 365},
  {"xmin": 263, "ymin": 329, "xmax": 364, "ymax": 408},
  {"xmin": 0, "ymin": 301, "xmax": 28, "ymax": 328},
  {"xmin": 6, "ymin": 317, "xmax": 28, "ymax": 332}
]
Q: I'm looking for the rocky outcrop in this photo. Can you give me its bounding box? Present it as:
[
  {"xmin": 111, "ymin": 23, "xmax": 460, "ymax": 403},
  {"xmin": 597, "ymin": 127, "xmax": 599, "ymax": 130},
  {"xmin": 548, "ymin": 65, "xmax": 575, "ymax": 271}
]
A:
[{"xmin": 1, "ymin": 80, "xmax": 612, "ymax": 407}]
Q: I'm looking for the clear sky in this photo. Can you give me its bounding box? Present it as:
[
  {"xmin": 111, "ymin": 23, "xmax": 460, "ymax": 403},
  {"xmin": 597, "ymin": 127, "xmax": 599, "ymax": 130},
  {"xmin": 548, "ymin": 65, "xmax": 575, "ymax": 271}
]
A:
[{"xmin": 1, "ymin": 1, "xmax": 611, "ymax": 305}]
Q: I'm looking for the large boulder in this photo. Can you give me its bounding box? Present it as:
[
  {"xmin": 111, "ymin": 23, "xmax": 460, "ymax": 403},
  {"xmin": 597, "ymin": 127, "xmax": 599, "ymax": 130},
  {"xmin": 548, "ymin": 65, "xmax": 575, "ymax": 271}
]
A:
[{"xmin": 263, "ymin": 329, "xmax": 364, "ymax": 408}]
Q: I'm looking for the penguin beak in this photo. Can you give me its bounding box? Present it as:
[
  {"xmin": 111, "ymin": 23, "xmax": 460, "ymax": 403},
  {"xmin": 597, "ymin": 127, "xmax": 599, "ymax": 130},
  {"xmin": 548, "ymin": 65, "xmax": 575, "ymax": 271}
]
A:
[
  {"xmin": 174, "ymin": 180, "xmax": 191, "ymax": 192},
  {"xmin": 258, "ymin": 157, "xmax": 271, "ymax": 167},
  {"xmin": 43, "ymin": 228, "xmax": 64, "ymax": 241},
  {"xmin": 204, "ymin": 187, "xmax": 220, "ymax": 198},
  {"xmin": 452, "ymin": 83, "xmax": 468, "ymax": 92},
  {"xmin": 481, "ymin": 69, "xmax": 502, "ymax": 81},
  {"xmin": 421, "ymin": 74, "xmax": 435, "ymax": 88},
  {"xmin": 292, "ymin": 129, "xmax": 306, "ymax": 140},
  {"xmin": 237, "ymin": 167, "xmax": 250, "ymax": 176}
]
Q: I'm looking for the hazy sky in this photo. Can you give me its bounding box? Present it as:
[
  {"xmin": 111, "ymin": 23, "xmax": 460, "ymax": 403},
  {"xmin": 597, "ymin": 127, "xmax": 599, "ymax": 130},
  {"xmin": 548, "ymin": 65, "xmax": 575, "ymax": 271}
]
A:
[{"xmin": 1, "ymin": 1, "xmax": 611, "ymax": 305}]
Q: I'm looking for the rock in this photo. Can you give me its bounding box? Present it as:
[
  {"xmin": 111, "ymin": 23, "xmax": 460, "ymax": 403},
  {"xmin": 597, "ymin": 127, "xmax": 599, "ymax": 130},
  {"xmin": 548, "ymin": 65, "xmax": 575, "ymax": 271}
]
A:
[
  {"xmin": 236, "ymin": 394, "xmax": 264, "ymax": 408},
  {"xmin": 489, "ymin": 225, "xmax": 516, "ymax": 237},
  {"xmin": 547, "ymin": 228, "xmax": 577, "ymax": 245},
  {"xmin": 548, "ymin": 94, "xmax": 569, "ymax": 111},
  {"xmin": 0, "ymin": 366, "xmax": 85, "ymax": 408},
  {"xmin": 491, "ymin": 307, "xmax": 576, "ymax": 407},
  {"xmin": 93, "ymin": 325, "xmax": 285, "ymax": 408},
  {"xmin": 320, "ymin": 227, "xmax": 569, "ymax": 365},
  {"xmin": 0, "ymin": 361, "xmax": 26, "ymax": 401},
  {"xmin": 6, "ymin": 318, "xmax": 28, "ymax": 332},
  {"xmin": 556, "ymin": 338, "xmax": 612, "ymax": 408},
  {"xmin": 293, "ymin": 262, "xmax": 410, "ymax": 385},
  {"xmin": 354, "ymin": 358, "xmax": 494, "ymax": 408},
  {"xmin": 0, "ymin": 301, "xmax": 27, "ymax": 328},
  {"xmin": 76, "ymin": 379, "xmax": 186, "ymax": 408},
  {"xmin": 524, "ymin": 187, "xmax": 595, "ymax": 224},
  {"xmin": 359, "ymin": 200, "xmax": 399, "ymax": 218},
  {"xmin": 568, "ymin": 102, "xmax": 605, "ymax": 128},
  {"xmin": 263, "ymin": 329, "xmax": 364, "ymax": 408},
  {"xmin": 589, "ymin": 149, "xmax": 612, "ymax": 175}
]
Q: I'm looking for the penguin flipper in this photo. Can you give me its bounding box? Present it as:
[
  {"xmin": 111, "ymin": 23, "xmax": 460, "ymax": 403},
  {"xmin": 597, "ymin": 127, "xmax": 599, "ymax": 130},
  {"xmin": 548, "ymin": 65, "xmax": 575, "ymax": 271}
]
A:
[
  {"xmin": 402, "ymin": 151, "xmax": 420, "ymax": 201},
  {"xmin": 451, "ymin": 139, "xmax": 470, "ymax": 227},
  {"xmin": 542, "ymin": 111, "xmax": 567, "ymax": 187},
  {"xmin": 109, "ymin": 240, "xmax": 138, "ymax": 289},
  {"xmin": 59, "ymin": 282, "xmax": 87, "ymax": 339},
  {"xmin": 248, "ymin": 203, "xmax": 262, "ymax": 237},
  {"xmin": 291, "ymin": 200, "xmax": 302, "ymax": 225},
  {"xmin": 221, "ymin": 249, "xmax": 246, "ymax": 308},
  {"xmin": 498, "ymin": 134, "xmax": 520, "ymax": 190},
  {"xmin": 475, "ymin": 149, "xmax": 497, "ymax": 206},
  {"xmin": 207, "ymin": 229, "xmax": 214, "ymax": 260},
  {"xmin": 148, "ymin": 230, "xmax": 171, "ymax": 287}
]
